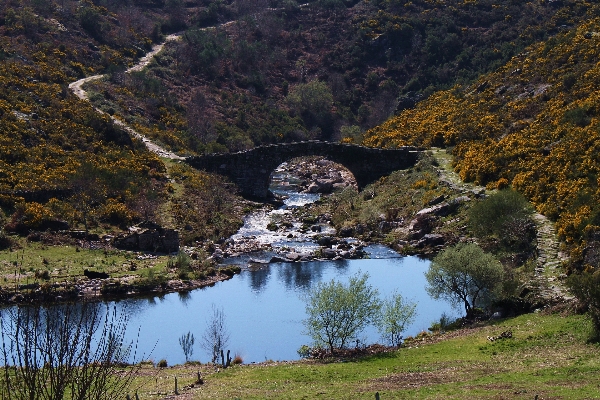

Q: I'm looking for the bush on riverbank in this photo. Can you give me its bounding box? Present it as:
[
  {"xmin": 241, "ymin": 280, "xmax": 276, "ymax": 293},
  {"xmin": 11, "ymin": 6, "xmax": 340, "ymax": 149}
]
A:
[
  {"xmin": 168, "ymin": 163, "xmax": 244, "ymax": 245},
  {"xmin": 468, "ymin": 189, "xmax": 536, "ymax": 256}
]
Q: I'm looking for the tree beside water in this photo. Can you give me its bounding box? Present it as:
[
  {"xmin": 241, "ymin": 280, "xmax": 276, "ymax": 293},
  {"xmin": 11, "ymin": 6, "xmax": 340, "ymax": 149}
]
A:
[
  {"xmin": 425, "ymin": 243, "xmax": 504, "ymax": 318},
  {"xmin": 302, "ymin": 272, "xmax": 417, "ymax": 353}
]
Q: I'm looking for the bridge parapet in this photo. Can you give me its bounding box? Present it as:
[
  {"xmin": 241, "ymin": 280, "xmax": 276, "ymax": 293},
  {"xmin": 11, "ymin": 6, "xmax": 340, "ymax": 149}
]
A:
[{"xmin": 186, "ymin": 141, "xmax": 421, "ymax": 199}]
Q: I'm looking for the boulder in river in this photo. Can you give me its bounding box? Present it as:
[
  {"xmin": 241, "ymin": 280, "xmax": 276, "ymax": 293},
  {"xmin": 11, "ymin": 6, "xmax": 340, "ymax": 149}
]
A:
[
  {"xmin": 285, "ymin": 252, "xmax": 302, "ymax": 262},
  {"xmin": 415, "ymin": 234, "xmax": 445, "ymax": 248},
  {"xmin": 338, "ymin": 226, "xmax": 354, "ymax": 237},
  {"xmin": 321, "ymin": 248, "xmax": 338, "ymax": 259}
]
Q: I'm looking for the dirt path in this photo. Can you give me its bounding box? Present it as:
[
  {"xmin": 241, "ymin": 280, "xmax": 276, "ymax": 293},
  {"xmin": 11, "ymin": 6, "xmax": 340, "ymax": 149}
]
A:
[
  {"xmin": 429, "ymin": 148, "xmax": 571, "ymax": 302},
  {"xmin": 68, "ymin": 34, "xmax": 184, "ymax": 160},
  {"xmin": 531, "ymin": 213, "xmax": 572, "ymax": 301}
]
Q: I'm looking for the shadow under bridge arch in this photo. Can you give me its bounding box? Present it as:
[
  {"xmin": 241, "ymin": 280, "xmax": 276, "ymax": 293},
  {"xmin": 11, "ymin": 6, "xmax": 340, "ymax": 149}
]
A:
[{"xmin": 185, "ymin": 141, "xmax": 422, "ymax": 200}]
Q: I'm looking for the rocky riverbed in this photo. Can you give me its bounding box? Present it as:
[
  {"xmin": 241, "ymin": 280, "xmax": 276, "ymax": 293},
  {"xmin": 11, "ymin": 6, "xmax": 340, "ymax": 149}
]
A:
[{"xmin": 208, "ymin": 157, "xmax": 367, "ymax": 267}]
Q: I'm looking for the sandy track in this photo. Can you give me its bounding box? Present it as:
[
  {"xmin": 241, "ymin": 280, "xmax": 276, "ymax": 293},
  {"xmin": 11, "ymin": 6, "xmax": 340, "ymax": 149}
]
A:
[{"xmin": 68, "ymin": 35, "xmax": 184, "ymax": 160}]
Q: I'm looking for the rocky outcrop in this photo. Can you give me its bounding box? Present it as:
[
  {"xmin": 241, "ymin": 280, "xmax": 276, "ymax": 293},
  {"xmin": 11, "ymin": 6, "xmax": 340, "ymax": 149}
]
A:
[{"xmin": 113, "ymin": 222, "xmax": 179, "ymax": 253}]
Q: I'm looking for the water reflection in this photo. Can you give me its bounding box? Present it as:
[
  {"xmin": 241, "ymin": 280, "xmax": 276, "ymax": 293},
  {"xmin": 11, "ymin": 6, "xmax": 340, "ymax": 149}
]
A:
[
  {"xmin": 247, "ymin": 259, "xmax": 353, "ymax": 295},
  {"xmin": 248, "ymin": 265, "xmax": 271, "ymax": 292},
  {"xmin": 279, "ymin": 262, "xmax": 321, "ymax": 291},
  {"xmin": 177, "ymin": 290, "xmax": 192, "ymax": 306}
]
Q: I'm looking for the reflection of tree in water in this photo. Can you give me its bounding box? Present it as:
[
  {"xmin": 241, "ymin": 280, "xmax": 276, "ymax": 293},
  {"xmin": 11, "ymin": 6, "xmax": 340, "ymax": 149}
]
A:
[
  {"xmin": 112, "ymin": 297, "xmax": 149, "ymax": 316},
  {"xmin": 332, "ymin": 259, "xmax": 350, "ymax": 273},
  {"xmin": 278, "ymin": 262, "xmax": 324, "ymax": 292},
  {"xmin": 276, "ymin": 260, "xmax": 350, "ymax": 292},
  {"xmin": 178, "ymin": 290, "xmax": 192, "ymax": 306},
  {"xmin": 249, "ymin": 265, "xmax": 271, "ymax": 293}
]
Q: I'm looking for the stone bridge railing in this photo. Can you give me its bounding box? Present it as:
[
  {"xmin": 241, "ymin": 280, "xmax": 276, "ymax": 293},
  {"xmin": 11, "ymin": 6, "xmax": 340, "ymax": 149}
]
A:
[{"xmin": 186, "ymin": 141, "xmax": 421, "ymax": 199}]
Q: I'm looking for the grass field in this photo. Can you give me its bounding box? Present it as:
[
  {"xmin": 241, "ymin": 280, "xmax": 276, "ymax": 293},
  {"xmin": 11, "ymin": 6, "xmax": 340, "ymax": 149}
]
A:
[
  {"xmin": 0, "ymin": 239, "xmax": 171, "ymax": 289},
  {"xmin": 125, "ymin": 310, "xmax": 600, "ymax": 399}
]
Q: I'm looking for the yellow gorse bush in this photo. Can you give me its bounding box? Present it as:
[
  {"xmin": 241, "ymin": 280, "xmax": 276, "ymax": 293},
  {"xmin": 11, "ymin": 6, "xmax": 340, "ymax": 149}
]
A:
[{"xmin": 0, "ymin": 20, "xmax": 166, "ymax": 229}]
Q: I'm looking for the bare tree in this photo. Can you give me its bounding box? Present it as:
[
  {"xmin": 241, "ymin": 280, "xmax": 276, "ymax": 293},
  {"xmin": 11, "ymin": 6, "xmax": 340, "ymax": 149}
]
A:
[
  {"xmin": 201, "ymin": 304, "xmax": 229, "ymax": 363},
  {"xmin": 0, "ymin": 303, "xmax": 141, "ymax": 400}
]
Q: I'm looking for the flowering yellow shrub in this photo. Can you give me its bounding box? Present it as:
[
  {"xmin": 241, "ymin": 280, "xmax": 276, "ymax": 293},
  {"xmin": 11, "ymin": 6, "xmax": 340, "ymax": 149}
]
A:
[
  {"xmin": 22, "ymin": 202, "xmax": 54, "ymax": 229},
  {"xmin": 99, "ymin": 199, "xmax": 133, "ymax": 226}
]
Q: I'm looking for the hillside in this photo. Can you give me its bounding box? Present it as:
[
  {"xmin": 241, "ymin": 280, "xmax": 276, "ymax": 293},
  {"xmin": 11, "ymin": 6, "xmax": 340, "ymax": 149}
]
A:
[
  {"xmin": 1, "ymin": 0, "xmax": 599, "ymax": 265},
  {"xmin": 0, "ymin": 0, "xmax": 169, "ymax": 234},
  {"xmin": 0, "ymin": 0, "xmax": 249, "ymax": 244},
  {"xmin": 3, "ymin": 1, "xmax": 600, "ymax": 396},
  {"xmin": 81, "ymin": 0, "xmax": 593, "ymax": 154},
  {"xmin": 364, "ymin": 13, "xmax": 600, "ymax": 270}
]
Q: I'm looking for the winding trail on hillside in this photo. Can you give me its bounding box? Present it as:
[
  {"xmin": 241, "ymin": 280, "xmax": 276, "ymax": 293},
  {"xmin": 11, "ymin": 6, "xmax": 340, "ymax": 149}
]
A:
[
  {"xmin": 429, "ymin": 148, "xmax": 571, "ymax": 303},
  {"xmin": 68, "ymin": 13, "xmax": 286, "ymax": 161},
  {"xmin": 68, "ymin": 34, "xmax": 184, "ymax": 160}
]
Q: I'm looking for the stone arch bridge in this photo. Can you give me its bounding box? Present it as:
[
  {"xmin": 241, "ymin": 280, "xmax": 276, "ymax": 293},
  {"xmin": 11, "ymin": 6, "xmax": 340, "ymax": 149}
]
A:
[{"xmin": 186, "ymin": 141, "xmax": 421, "ymax": 199}]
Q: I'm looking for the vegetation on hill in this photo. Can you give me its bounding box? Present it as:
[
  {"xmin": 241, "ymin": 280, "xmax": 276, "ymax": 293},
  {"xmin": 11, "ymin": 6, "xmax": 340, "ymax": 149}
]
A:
[
  {"xmin": 364, "ymin": 10, "xmax": 600, "ymax": 271},
  {"xmin": 83, "ymin": 0, "xmax": 592, "ymax": 155},
  {"xmin": 0, "ymin": 0, "xmax": 595, "ymax": 244},
  {"xmin": 0, "ymin": 0, "xmax": 248, "ymax": 245},
  {"xmin": 0, "ymin": 0, "xmax": 596, "ymax": 295},
  {"xmin": 0, "ymin": 0, "xmax": 167, "ymax": 233}
]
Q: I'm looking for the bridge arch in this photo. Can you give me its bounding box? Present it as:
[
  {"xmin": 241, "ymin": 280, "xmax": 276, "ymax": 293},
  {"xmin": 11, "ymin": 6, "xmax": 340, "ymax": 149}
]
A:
[{"xmin": 185, "ymin": 141, "xmax": 421, "ymax": 199}]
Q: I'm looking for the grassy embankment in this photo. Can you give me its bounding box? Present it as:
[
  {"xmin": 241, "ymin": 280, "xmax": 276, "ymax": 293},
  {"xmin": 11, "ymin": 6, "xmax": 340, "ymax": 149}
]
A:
[{"xmin": 126, "ymin": 312, "xmax": 599, "ymax": 399}]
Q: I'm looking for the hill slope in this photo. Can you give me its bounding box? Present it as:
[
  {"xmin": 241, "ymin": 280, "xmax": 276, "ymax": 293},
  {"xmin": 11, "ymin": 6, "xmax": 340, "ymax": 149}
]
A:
[
  {"xmin": 364, "ymin": 14, "xmax": 600, "ymax": 269},
  {"xmin": 81, "ymin": 0, "xmax": 594, "ymax": 154},
  {"xmin": 1, "ymin": 0, "xmax": 600, "ymax": 262}
]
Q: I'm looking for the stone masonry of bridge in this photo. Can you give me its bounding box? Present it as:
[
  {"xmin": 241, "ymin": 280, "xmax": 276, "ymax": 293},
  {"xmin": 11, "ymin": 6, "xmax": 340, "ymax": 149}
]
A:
[{"xmin": 186, "ymin": 141, "xmax": 422, "ymax": 199}]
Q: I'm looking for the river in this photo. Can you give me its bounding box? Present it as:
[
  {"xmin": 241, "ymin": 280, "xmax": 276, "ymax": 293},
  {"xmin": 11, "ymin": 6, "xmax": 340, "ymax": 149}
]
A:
[
  {"xmin": 61, "ymin": 30, "xmax": 456, "ymax": 365},
  {"xmin": 117, "ymin": 253, "xmax": 456, "ymax": 364},
  {"xmin": 110, "ymin": 165, "xmax": 457, "ymax": 364},
  {"xmin": 1, "ymin": 166, "xmax": 457, "ymax": 365}
]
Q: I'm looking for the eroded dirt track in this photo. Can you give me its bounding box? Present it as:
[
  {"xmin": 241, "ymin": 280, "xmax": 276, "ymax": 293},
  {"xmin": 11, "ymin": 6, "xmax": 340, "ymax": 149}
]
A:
[{"xmin": 68, "ymin": 34, "xmax": 183, "ymax": 160}]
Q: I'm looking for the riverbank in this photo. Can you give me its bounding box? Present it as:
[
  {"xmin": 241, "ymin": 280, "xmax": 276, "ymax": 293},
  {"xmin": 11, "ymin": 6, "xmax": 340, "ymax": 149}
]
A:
[
  {"xmin": 0, "ymin": 235, "xmax": 242, "ymax": 305},
  {"xmin": 0, "ymin": 262, "xmax": 240, "ymax": 305}
]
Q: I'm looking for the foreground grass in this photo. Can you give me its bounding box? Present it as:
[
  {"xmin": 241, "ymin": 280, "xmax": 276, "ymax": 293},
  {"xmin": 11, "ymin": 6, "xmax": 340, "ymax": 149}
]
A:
[{"xmin": 130, "ymin": 312, "xmax": 600, "ymax": 399}]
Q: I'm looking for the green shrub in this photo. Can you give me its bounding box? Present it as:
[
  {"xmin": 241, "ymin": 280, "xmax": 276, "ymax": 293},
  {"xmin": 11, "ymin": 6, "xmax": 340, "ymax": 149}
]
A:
[
  {"xmin": 297, "ymin": 345, "xmax": 311, "ymax": 359},
  {"xmin": 567, "ymin": 271, "xmax": 600, "ymax": 341},
  {"xmin": 468, "ymin": 189, "xmax": 535, "ymax": 252},
  {"xmin": 303, "ymin": 272, "xmax": 381, "ymax": 353},
  {"xmin": 176, "ymin": 251, "xmax": 191, "ymax": 269},
  {"xmin": 563, "ymin": 106, "xmax": 591, "ymax": 127},
  {"xmin": 426, "ymin": 243, "xmax": 504, "ymax": 318}
]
